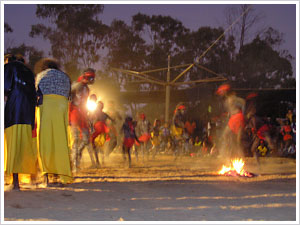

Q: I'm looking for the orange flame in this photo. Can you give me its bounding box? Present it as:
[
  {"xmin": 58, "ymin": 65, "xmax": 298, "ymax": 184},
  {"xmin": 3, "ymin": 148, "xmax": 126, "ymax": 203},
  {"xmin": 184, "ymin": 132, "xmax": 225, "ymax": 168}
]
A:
[{"xmin": 218, "ymin": 158, "xmax": 253, "ymax": 177}]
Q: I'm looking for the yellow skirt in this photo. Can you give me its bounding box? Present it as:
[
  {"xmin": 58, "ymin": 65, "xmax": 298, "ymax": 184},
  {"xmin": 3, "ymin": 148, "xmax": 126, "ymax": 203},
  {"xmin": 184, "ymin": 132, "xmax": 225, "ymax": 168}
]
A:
[
  {"xmin": 38, "ymin": 94, "xmax": 72, "ymax": 184},
  {"xmin": 151, "ymin": 136, "xmax": 160, "ymax": 146},
  {"xmin": 4, "ymin": 124, "xmax": 38, "ymax": 175},
  {"xmin": 171, "ymin": 125, "xmax": 183, "ymax": 137},
  {"xmin": 95, "ymin": 133, "xmax": 106, "ymax": 147}
]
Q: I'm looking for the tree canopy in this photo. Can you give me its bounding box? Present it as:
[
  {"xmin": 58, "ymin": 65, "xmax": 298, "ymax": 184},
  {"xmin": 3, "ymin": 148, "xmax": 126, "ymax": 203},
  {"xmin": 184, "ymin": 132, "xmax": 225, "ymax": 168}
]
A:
[
  {"xmin": 30, "ymin": 4, "xmax": 109, "ymax": 80},
  {"xmin": 24, "ymin": 4, "xmax": 295, "ymax": 91}
]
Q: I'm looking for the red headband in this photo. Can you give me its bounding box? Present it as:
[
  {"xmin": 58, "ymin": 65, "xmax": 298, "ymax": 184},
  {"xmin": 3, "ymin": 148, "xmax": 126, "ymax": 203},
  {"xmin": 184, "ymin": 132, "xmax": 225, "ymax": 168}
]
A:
[
  {"xmin": 246, "ymin": 92, "xmax": 258, "ymax": 100},
  {"xmin": 216, "ymin": 84, "xmax": 230, "ymax": 96},
  {"xmin": 84, "ymin": 71, "xmax": 95, "ymax": 78},
  {"xmin": 77, "ymin": 72, "xmax": 95, "ymax": 82},
  {"xmin": 77, "ymin": 75, "xmax": 85, "ymax": 82},
  {"xmin": 140, "ymin": 113, "xmax": 145, "ymax": 119}
]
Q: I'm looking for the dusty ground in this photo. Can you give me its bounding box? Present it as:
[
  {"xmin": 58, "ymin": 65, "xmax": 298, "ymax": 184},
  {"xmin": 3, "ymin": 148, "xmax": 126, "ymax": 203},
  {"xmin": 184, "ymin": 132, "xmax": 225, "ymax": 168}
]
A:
[{"xmin": 3, "ymin": 152, "xmax": 297, "ymax": 222}]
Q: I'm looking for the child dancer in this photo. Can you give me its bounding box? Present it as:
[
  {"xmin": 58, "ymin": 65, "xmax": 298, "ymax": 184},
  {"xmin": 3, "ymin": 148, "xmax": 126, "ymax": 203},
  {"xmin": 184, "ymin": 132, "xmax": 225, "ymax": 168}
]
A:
[{"xmin": 121, "ymin": 116, "xmax": 140, "ymax": 167}]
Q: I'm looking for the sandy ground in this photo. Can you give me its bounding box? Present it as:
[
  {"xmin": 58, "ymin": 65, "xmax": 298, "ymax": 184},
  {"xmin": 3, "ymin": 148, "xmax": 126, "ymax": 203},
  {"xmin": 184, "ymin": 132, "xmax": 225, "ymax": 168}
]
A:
[{"xmin": 3, "ymin": 152, "xmax": 297, "ymax": 222}]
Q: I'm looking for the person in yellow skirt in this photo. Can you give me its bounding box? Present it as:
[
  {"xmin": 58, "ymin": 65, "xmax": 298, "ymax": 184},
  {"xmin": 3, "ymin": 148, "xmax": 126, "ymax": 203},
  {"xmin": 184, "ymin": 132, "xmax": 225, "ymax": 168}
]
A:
[
  {"xmin": 34, "ymin": 58, "xmax": 73, "ymax": 186},
  {"xmin": 150, "ymin": 119, "xmax": 162, "ymax": 159},
  {"xmin": 4, "ymin": 54, "xmax": 37, "ymax": 190},
  {"xmin": 171, "ymin": 103, "xmax": 187, "ymax": 159}
]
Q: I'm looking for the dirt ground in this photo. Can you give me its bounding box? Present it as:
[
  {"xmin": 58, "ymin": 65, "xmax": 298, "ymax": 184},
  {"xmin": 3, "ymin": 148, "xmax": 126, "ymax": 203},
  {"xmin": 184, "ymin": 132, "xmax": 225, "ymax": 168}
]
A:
[{"xmin": 3, "ymin": 152, "xmax": 297, "ymax": 222}]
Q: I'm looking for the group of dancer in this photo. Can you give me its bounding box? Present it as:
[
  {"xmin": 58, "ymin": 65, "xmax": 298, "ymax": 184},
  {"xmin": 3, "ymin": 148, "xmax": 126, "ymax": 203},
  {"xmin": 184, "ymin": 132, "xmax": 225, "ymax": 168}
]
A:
[
  {"xmin": 4, "ymin": 55, "xmax": 172, "ymax": 189},
  {"xmin": 212, "ymin": 83, "xmax": 296, "ymax": 163},
  {"xmin": 4, "ymin": 54, "xmax": 295, "ymax": 191}
]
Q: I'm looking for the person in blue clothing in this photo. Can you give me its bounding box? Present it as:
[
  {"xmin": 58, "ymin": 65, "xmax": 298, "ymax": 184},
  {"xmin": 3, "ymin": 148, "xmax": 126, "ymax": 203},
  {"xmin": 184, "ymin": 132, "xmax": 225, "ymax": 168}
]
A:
[
  {"xmin": 4, "ymin": 54, "xmax": 37, "ymax": 190},
  {"xmin": 121, "ymin": 116, "xmax": 140, "ymax": 168}
]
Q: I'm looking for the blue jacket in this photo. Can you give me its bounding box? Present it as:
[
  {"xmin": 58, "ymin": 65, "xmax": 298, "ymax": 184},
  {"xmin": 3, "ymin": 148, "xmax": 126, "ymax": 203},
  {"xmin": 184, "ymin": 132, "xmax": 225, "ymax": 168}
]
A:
[{"xmin": 4, "ymin": 61, "xmax": 36, "ymax": 129}]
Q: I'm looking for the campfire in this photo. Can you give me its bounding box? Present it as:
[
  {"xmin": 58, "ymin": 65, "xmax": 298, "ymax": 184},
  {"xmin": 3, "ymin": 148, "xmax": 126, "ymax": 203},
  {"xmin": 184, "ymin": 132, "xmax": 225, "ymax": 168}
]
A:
[{"xmin": 218, "ymin": 158, "xmax": 255, "ymax": 177}]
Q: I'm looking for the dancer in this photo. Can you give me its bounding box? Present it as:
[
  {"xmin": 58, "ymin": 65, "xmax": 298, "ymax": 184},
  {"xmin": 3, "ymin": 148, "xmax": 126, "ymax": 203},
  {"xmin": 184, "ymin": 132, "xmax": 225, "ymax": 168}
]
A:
[
  {"xmin": 171, "ymin": 103, "xmax": 187, "ymax": 159},
  {"xmin": 90, "ymin": 101, "xmax": 114, "ymax": 166},
  {"xmin": 121, "ymin": 116, "xmax": 140, "ymax": 167},
  {"xmin": 151, "ymin": 119, "xmax": 162, "ymax": 159},
  {"xmin": 216, "ymin": 84, "xmax": 245, "ymax": 159},
  {"xmin": 135, "ymin": 112, "xmax": 151, "ymax": 162},
  {"xmin": 69, "ymin": 68, "xmax": 97, "ymax": 172},
  {"xmin": 105, "ymin": 100, "xmax": 123, "ymax": 159}
]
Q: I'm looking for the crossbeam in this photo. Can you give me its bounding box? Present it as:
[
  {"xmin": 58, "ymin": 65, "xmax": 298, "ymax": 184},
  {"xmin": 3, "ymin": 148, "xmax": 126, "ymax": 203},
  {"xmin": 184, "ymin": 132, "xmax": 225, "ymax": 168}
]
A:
[{"xmin": 111, "ymin": 67, "xmax": 166, "ymax": 86}]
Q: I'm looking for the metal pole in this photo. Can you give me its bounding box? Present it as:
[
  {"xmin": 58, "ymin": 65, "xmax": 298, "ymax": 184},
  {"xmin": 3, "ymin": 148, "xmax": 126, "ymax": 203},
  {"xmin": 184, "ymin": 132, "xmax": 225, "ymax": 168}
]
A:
[{"xmin": 165, "ymin": 55, "xmax": 171, "ymax": 123}]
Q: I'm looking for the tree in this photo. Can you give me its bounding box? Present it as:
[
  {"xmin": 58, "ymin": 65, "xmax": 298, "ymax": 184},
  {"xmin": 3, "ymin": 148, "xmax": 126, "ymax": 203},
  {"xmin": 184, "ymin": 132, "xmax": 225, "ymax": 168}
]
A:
[
  {"xmin": 30, "ymin": 4, "xmax": 109, "ymax": 80},
  {"xmin": 183, "ymin": 26, "xmax": 233, "ymax": 81},
  {"xmin": 131, "ymin": 13, "xmax": 191, "ymax": 87},
  {"xmin": 234, "ymin": 31, "xmax": 294, "ymax": 89},
  {"xmin": 4, "ymin": 23, "xmax": 13, "ymax": 33},
  {"xmin": 106, "ymin": 19, "xmax": 147, "ymax": 86},
  {"xmin": 5, "ymin": 44, "xmax": 44, "ymax": 70},
  {"xmin": 4, "ymin": 22, "xmax": 43, "ymax": 68},
  {"xmin": 104, "ymin": 19, "xmax": 149, "ymax": 114},
  {"xmin": 224, "ymin": 4, "xmax": 264, "ymax": 51}
]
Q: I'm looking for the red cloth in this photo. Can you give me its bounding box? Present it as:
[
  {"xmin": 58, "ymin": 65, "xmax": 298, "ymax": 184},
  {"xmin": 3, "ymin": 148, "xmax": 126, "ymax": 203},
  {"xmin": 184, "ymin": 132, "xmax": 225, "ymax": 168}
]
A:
[
  {"xmin": 138, "ymin": 133, "xmax": 151, "ymax": 142},
  {"xmin": 185, "ymin": 121, "xmax": 196, "ymax": 135},
  {"xmin": 69, "ymin": 103, "xmax": 88, "ymax": 129},
  {"xmin": 283, "ymin": 134, "xmax": 293, "ymax": 141},
  {"xmin": 91, "ymin": 121, "xmax": 109, "ymax": 143},
  {"xmin": 94, "ymin": 121, "xmax": 109, "ymax": 134},
  {"xmin": 228, "ymin": 111, "xmax": 245, "ymax": 135},
  {"xmin": 282, "ymin": 125, "xmax": 292, "ymax": 141},
  {"xmin": 124, "ymin": 138, "xmax": 135, "ymax": 148},
  {"xmin": 257, "ymin": 124, "xmax": 270, "ymax": 140}
]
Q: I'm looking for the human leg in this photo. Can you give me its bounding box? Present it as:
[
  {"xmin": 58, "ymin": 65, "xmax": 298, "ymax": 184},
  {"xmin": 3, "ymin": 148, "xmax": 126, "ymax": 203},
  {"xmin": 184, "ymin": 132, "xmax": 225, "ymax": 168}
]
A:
[
  {"xmin": 122, "ymin": 145, "xmax": 127, "ymax": 162},
  {"xmin": 251, "ymin": 137, "xmax": 260, "ymax": 165},
  {"xmin": 81, "ymin": 129, "xmax": 97, "ymax": 168},
  {"xmin": 127, "ymin": 147, "xmax": 131, "ymax": 167},
  {"xmin": 70, "ymin": 126, "xmax": 81, "ymax": 172},
  {"xmin": 12, "ymin": 173, "xmax": 20, "ymax": 190}
]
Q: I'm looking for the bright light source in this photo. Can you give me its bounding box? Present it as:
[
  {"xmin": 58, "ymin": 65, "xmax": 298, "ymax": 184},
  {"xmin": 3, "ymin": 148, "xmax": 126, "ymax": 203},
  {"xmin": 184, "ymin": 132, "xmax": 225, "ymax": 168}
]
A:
[{"xmin": 86, "ymin": 99, "xmax": 97, "ymax": 112}]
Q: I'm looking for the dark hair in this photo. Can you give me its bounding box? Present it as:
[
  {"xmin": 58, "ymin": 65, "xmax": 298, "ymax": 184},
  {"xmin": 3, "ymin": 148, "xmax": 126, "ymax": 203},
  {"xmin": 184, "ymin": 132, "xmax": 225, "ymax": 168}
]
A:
[
  {"xmin": 34, "ymin": 58, "xmax": 61, "ymax": 75},
  {"xmin": 84, "ymin": 68, "xmax": 95, "ymax": 74},
  {"xmin": 4, "ymin": 54, "xmax": 16, "ymax": 63},
  {"xmin": 89, "ymin": 94, "xmax": 97, "ymax": 101},
  {"xmin": 15, "ymin": 54, "xmax": 25, "ymax": 63}
]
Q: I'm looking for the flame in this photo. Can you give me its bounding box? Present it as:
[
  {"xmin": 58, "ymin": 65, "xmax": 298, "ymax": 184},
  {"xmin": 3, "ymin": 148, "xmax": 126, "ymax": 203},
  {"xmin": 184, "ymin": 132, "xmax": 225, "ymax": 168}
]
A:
[
  {"xmin": 86, "ymin": 99, "xmax": 97, "ymax": 112},
  {"xmin": 218, "ymin": 158, "xmax": 253, "ymax": 177}
]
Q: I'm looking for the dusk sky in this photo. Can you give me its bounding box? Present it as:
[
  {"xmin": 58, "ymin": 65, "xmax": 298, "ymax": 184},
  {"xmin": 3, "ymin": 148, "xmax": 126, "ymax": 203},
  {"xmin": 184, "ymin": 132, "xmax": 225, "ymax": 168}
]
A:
[{"xmin": 3, "ymin": 3, "xmax": 297, "ymax": 73}]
